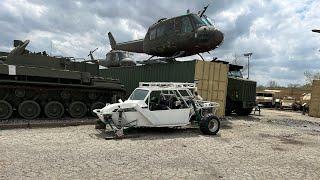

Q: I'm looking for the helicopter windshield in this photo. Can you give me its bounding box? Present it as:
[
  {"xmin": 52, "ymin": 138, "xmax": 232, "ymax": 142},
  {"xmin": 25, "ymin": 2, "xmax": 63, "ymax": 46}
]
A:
[
  {"xmin": 201, "ymin": 16, "xmax": 213, "ymax": 26},
  {"xmin": 118, "ymin": 52, "xmax": 130, "ymax": 59},
  {"xmin": 191, "ymin": 14, "xmax": 213, "ymax": 27},
  {"xmin": 192, "ymin": 15, "xmax": 206, "ymax": 27}
]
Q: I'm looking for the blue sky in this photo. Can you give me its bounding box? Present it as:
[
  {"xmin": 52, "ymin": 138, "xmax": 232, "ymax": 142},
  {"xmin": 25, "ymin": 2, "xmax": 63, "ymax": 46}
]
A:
[{"xmin": 0, "ymin": 0, "xmax": 320, "ymax": 86}]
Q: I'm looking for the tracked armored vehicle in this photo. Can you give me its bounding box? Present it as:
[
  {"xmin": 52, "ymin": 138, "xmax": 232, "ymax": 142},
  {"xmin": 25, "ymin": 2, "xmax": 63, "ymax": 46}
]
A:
[{"xmin": 0, "ymin": 40, "xmax": 125, "ymax": 121}]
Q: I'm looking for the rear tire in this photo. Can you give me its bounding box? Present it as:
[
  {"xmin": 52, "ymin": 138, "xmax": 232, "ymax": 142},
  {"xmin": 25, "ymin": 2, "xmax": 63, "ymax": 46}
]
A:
[{"xmin": 199, "ymin": 114, "xmax": 220, "ymax": 135}]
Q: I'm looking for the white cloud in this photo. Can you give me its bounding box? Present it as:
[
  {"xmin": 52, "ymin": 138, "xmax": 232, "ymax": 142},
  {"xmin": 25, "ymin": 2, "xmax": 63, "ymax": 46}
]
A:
[{"xmin": 1, "ymin": 0, "xmax": 320, "ymax": 86}]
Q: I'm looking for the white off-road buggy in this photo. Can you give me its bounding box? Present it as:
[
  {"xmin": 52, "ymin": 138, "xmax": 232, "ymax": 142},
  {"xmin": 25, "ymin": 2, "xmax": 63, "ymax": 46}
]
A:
[{"xmin": 93, "ymin": 82, "xmax": 220, "ymax": 138}]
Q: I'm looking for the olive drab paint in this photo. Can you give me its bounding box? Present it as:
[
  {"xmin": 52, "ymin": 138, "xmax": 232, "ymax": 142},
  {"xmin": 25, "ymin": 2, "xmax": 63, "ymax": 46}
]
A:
[{"xmin": 108, "ymin": 11, "xmax": 224, "ymax": 58}]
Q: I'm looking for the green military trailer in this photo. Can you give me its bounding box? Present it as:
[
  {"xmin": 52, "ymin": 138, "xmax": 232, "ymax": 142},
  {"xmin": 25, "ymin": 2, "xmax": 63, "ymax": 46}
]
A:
[
  {"xmin": 0, "ymin": 40, "xmax": 125, "ymax": 121},
  {"xmin": 100, "ymin": 60, "xmax": 256, "ymax": 116},
  {"xmin": 226, "ymin": 64, "xmax": 256, "ymax": 115}
]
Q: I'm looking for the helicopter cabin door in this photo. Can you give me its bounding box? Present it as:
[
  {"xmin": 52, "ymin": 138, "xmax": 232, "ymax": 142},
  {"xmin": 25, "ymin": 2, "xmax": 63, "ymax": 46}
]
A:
[
  {"xmin": 154, "ymin": 20, "xmax": 176, "ymax": 56},
  {"xmin": 174, "ymin": 15, "xmax": 194, "ymax": 50}
]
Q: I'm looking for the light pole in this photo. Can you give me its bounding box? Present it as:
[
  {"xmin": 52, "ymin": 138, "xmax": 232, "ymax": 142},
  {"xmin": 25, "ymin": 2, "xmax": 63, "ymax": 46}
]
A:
[{"xmin": 244, "ymin": 52, "xmax": 252, "ymax": 79}]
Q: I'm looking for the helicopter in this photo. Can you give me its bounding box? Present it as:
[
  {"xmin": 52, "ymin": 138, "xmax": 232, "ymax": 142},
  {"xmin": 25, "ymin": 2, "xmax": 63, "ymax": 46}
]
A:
[
  {"xmin": 85, "ymin": 48, "xmax": 136, "ymax": 67},
  {"xmin": 108, "ymin": 5, "xmax": 224, "ymax": 60}
]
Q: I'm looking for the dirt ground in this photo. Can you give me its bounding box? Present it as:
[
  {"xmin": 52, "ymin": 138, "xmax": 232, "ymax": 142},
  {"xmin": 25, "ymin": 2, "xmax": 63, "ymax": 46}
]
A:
[{"xmin": 1, "ymin": 109, "xmax": 320, "ymax": 180}]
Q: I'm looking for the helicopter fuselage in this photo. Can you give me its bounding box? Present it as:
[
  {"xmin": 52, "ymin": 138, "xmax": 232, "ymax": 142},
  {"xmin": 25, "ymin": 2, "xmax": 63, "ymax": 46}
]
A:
[{"xmin": 109, "ymin": 13, "xmax": 223, "ymax": 58}]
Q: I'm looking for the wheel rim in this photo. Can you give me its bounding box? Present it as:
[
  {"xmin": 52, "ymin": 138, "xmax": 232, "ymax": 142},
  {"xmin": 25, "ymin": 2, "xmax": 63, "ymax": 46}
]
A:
[
  {"xmin": 18, "ymin": 100, "xmax": 41, "ymax": 120},
  {"xmin": 208, "ymin": 119, "xmax": 219, "ymax": 133},
  {"xmin": 0, "ymin": 100, "xmax": 13, "ymax": 120},
  {"xmin": 69, "ymin": 101, "xmax": 87, "ymax": 118},
  {"xmin": 90, "ymin": 102, "xmax": 105, "ymax": 116},
  {"xmin": 45, "ymin": 101, "xmax": 64, "ymax": 119}
]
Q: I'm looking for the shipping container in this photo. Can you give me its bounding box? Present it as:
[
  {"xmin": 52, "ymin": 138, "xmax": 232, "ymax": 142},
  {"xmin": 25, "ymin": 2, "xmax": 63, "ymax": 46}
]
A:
[
  {"xmin": 309, "ymin": 80, "xmax": 320, "ymax": 118},
  {"xmin": 100, "ymin": 60, "xmax": 228, "ymax": 117}
]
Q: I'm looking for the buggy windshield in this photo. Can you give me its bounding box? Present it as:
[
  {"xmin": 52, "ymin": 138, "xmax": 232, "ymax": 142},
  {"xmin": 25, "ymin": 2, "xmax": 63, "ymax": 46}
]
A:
[{"xmin": 129, "ymin": 89, "xmax": 149, "ymax": 100}]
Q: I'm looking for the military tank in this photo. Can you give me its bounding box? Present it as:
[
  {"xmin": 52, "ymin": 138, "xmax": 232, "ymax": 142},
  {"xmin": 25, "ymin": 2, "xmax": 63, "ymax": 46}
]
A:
[{"xmin": 0, "ymin": 40, "xmax": 125, "ymax": 121}]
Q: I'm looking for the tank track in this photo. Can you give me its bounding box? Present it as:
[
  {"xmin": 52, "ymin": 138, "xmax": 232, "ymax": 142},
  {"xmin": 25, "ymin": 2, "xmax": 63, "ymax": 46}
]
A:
[{"xmin": 0, "ymin": 80, "xmax": 125, "ymax": 126}]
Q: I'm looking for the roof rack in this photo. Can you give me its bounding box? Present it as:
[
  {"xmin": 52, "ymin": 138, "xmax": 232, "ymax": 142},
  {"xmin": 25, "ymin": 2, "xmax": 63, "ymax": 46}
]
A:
[{"xmin": 139, "ymin": 82, "xmax": 197, "ymax": 89}]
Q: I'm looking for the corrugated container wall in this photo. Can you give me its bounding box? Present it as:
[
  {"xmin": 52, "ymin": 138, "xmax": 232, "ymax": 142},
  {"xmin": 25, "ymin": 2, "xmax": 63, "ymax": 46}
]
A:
[
  {"xmin": 194, "ymin": 61, "xmax": 228, "ymax": 116},
  {"xmin": 100, "ymin": 60, "xmax": 228, "ymax": 117},
  {"xmin": 309, "ymin": 80, "xmax": 320, "ymax": 118}
]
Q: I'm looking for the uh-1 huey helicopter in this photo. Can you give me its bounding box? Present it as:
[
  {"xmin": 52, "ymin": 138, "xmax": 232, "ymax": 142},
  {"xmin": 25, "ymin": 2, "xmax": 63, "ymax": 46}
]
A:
[
  {"xmin": 85, "ymin": 47, "xmax": 136, "ymax": 67},
  {"xmin": 108, "ymin": 5, "xmax": 224, "ymax": 61}
]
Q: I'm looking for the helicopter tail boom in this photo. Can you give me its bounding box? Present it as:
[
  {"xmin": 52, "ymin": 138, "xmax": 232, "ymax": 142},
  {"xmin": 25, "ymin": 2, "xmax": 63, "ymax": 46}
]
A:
[{"xmin": 108, "ymin": 32, "xmax": 144, "ymax": 53}]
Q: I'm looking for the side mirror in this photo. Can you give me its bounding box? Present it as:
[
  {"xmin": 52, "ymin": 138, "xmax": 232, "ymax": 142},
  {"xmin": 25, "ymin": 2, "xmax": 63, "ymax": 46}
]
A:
[{"xmin": 118, "ymin": 99, "xmax": 123, "ymax": 103}]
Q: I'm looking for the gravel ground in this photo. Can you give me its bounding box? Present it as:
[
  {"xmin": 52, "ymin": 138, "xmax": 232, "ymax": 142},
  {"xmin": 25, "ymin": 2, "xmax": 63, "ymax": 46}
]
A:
[{"xmin": 1, "ymin": 109, "xmax": 320, "ymax": 180}]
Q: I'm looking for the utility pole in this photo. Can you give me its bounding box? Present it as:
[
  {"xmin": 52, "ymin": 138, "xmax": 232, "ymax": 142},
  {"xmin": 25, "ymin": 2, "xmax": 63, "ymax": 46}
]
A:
[{"xmin": 244, "ymin": 52, "xmax": 253, "ymax": 79}]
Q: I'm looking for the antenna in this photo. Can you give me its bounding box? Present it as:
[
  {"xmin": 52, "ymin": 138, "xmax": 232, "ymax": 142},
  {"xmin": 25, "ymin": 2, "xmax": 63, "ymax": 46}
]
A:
[
  {"xmin": 199, "ymin": 4, "xmax": 209, "ymax": 17},
  {"xmin": 50, "ymin": 40, "xmax": 52, "ymax": 56}
]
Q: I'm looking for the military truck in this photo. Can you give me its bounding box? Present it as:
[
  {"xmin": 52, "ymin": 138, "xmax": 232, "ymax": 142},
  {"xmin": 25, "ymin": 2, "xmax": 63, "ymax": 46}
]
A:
[
  {"xmin": 225, "ymin": 64, "xmax": 256, "ymax": 115},
  {"xmin": 0, "ymin": 40, "xmax": 125, "ymax": 120}
]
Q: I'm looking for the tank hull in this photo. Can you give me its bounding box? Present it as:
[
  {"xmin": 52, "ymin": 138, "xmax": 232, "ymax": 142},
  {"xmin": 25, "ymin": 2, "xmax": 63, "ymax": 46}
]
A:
[{"xmin": 0, "ymin": 64, "xmax": 125, "ymax": 120}]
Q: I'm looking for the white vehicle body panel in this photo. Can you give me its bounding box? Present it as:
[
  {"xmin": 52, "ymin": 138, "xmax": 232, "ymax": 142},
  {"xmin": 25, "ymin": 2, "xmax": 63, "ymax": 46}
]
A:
[{"xmin": 93, "ymin": 82, "xmax": 219, "ymax": 128}]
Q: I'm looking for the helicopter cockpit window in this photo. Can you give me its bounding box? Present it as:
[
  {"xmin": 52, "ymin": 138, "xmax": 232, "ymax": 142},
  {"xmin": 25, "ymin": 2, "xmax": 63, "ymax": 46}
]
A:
[
  {"xmin": 115, "ymin": 53, "xmax": 120, "ymax": 61},
  {"xmin": 118, "ymin": 52, "xmax": 129, "ymax": 59},
  {"xmin": 150, "ymin": 28, "xmax": 156, "ymax": 40},
  {"xmin": 106, "ymin": 53, "xmax": 115, "ymax": 61},
  {"xmin": 201, "ymin": 16, "xmax": 213, "ymax": 26},
  {"xmin": 192, "ymin": 15, "xmax": 207, "ymax": 28},
  {"xmin": 157, "ymin": 25, "xmax": 165, "ymax": 37},
  {"xmin": 181, "ymin": 16, "xmax": 193, "ymax": 33}
]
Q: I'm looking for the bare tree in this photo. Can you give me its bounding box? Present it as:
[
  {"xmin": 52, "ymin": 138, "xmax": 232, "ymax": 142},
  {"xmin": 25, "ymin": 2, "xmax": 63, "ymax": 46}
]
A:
[
  {"xmin": 267, "ymin": 80, "xmax": 279, "ymax": 88},
  {"xmin": 227, "ymin": 53, "xmax": 248, "ymax": 71},
  {"xmin": 304, "ymin": 70, "xmax": 320, "ymax": 85},
  {"xmin": 287, "ymin": 83, "xmax": 301, "ymax": 88}
]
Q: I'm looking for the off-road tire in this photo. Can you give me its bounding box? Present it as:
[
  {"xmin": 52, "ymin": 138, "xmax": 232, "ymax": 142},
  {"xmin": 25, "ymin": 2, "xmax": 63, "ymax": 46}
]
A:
[{"xmin": 199, "ymin": 114, "xmax": 220, "ymax": 135}]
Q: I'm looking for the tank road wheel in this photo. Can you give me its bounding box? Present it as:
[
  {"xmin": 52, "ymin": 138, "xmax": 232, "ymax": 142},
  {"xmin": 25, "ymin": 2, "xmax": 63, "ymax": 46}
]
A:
[
  {"xmin": 199, "ymin": 114, "xmax": 220, "ymax": 135},
  {"xmin": 69, "ymin": 101, "xmax": 87, "ymax": 118},
  {"xmin": 18, "ymin": 100, "xmax": 41, "ymax": 120},
  {"xmin": 0, "ymin": 100, "xmax": 13, "ymax": 120},
  {"xmin": 44, "ymin": 101, "xmax": 64, "ymax": 119},
  {"xmin": 90, "ymin": 102, "xmax": 105, "ymax": 116}
]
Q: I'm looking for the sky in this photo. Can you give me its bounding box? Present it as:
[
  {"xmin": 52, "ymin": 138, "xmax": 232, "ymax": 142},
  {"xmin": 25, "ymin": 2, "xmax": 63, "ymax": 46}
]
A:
[{"xmin": 1, "ymin": 0, "xmax": 320, "ymax": 86}]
